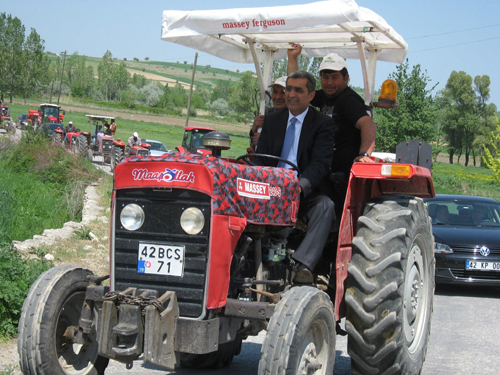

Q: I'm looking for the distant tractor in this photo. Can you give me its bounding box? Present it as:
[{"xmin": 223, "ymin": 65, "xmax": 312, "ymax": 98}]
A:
[
  {"xmin": 0, "ymin": 104, "xmax": 14, "ymax": 133},
  {"xmin": 110, "ymin": 139, "xmax": 150, "ymax": 171},
  {"xmin": 28, "ymin": 103, "xmax": 65, "ymax": 133},
  {"xmin": 176, "ymin": 126, "xmax": 216, "ymax": 155},
  {"xmin": 85, "ymin": 115, "xmax": 116, "ymax": 163}
]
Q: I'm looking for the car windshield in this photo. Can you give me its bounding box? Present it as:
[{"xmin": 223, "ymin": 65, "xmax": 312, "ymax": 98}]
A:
[
  {"xmin": 427, "ymin": 199, "xmax": 500, "ymax": 227},
  {"xmin": 148, "ymin": 141, "xmax": 168, "ymax": 152}
]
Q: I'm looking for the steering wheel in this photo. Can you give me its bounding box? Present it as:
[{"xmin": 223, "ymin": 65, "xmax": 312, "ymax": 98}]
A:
[{"xmin": 235, "ymin": 153, "xmax": 301, "ymax": 174}]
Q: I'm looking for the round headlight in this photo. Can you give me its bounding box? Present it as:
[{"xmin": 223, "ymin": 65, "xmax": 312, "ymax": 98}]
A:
[
  {"xmin": 120, "ymin": 204, "xmax": 144, "ymax": 231},
  {"xmin": 180, "ymin": 207, "xmax": 205, "ymax": 235}
]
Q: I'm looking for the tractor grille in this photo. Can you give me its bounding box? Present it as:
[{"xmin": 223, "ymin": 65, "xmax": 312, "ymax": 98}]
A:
[
  {"xmin": 137, "ymin": 149, "xmax": 149, "ymax": 156},
  {"xmin": 102, "ymin": 139, "xmax": 113, "ymax": 154},
  {"xmin": 113, "ymin": 188, "xmax": 211, "ymax": 318}
]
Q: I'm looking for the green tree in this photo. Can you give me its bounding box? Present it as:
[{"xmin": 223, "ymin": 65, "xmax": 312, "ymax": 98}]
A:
[
  {"xmin": 472, "ymin": 75, "xmax": 497, "ymax": 166},
  {"xmin": 374, "ymin": 60, "xmax": 438, "ymax": 152},
  {"xmin": 483, "ymin": 115, "xmax": 500, "ymax": 184},
  {"xmin": 229, "ymin": 71, "xmax": 259, "ymax": 121},
  {"xmin": 0, "ymin": 13, "xmax": 25, "ymax": 101},
  {"xmin": 210, "ymin": 80, "xmax": 232, "ymax": 102},
  {"xmin": 20, "ymin": 28, "xmax": 49, "ymax": 103},
  {"xmin": 171, "ymin": 83, "xmax": 188, "ymax": 107},
  {"xmin": 438, "ymin": 71, "xmax": 480, "ymax": 165},
  {"xmin": 97, "ymin": 51, "xmax": 129, "ymax": 101},
  {"xmin": 69, "ymin": 56, "xmax": 94, "ymax": 98},
  {"xmin": 97, "ymin": 50, "xmax": 114, "ymax": 100},
  {"xmin": 110, "ymin": 61, "xmax": 130, "ymax": 101}
]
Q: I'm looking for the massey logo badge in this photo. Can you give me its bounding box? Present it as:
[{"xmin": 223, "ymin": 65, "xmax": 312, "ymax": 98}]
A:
[
  {"xmin": 237, "ymin": 178, "xmax": 270, "ymax": 199},
  {"xmin": 132, "ymin": 168, "xmax": 195, "ymax": 183}
]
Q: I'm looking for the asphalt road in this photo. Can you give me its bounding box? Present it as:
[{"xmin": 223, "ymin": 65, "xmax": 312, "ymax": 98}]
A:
[{"xmin": 103, "ymin": 283, "xmax": 500, "ymax": 375}]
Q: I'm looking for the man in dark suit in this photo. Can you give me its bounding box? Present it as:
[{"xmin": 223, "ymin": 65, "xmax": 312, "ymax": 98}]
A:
[{"xmin": 256, "ymin": 71, "xmax": 335, "ymax": 283}]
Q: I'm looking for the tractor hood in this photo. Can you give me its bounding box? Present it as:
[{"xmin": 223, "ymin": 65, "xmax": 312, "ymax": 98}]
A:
[{"xmin": 114, "ymin": 153, "xmax": 299, "ymax": 226}]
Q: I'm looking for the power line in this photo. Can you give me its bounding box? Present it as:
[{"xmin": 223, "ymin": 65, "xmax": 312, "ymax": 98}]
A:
[
  {"xmin": 409, "ymin": 36, "xmax": 500, "ymax": 53},
  {"xmin": 406, "ymin": 24, "xmax": 500, "ymax": 40}
]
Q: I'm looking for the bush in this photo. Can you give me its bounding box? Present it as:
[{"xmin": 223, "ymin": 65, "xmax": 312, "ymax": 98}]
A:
[
  {"xmin": 0, "ymin": 243, "xmax": 53, "ymax": 340},
  {"xmin": 0, "ymin": 130, "xmax": 103, "ymax": 242}
]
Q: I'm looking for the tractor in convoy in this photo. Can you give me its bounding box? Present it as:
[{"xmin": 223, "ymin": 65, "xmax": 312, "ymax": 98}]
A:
[
  {"xmin": 28, "ymin": 103, "xmax": 65, "ymax": 133},
  {"xmin": 18, "ymin": 2, "xmax": 436, "ymax": 375},
  {"xmin": 84, "ymin": 115, "xmax": 117, "ymax": 164},
  {"xmin": 110, "ymin": 138, "xmax": 151, "ymax": 171},
  {"xmin": 176, "ymin": 126, "xmax": 216, "ymax": 155},
  {"xmin": 0, "ymin": 103, "xmax": 14, "ymax": 133}
]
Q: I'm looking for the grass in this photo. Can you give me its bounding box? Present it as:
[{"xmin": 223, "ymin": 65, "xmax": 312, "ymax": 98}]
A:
[{"xmin": 432, "ymin": 162, "xmax": 500, "ymax": 200}]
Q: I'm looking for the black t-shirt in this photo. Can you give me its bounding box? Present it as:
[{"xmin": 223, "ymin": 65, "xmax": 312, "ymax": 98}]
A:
[{"xmin": 311, "ymin": 87, "xmax": 369, "ymax": 176}]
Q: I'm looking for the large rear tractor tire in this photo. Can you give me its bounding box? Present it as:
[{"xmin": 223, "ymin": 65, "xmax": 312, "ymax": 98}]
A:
[
  {"xmin": 18, "ymin": 264, "xmax": 109, "ymax": 375},
  {"xmin": 112, "ymin": 146, "xmax": 124, "ymax": 170},
  {"xmin": 110, "ymin": 145, "xmax": 116, "ymax": 170},
  {"xmin": 259, "ymin": 286, "xmax": 336, "ymax": 375},
  {"xmin": 179, "ymin": 334, "xmax": 243, "ymax": 369},
  {"xmin": 76, "ymin": 134, "xmax": 89, "ymax": 155},
  {"xmin": 345, "ymin": 195, "xmax": 434, "ymax": 375}
]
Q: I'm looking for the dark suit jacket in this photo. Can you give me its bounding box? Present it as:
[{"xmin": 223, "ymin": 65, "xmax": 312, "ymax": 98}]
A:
[{"xmin": 255, "ymin": 107, "xmax": 335, "ymax": 198}]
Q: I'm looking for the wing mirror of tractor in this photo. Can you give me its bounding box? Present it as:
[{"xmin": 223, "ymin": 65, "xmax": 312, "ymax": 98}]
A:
[
  {"xmin": 373, "ymin": 79, "xmax": 398, "ymax": 108},
  {"xmin": 203, "ymin": 131, "xmax": 231, "ymax": 157}
]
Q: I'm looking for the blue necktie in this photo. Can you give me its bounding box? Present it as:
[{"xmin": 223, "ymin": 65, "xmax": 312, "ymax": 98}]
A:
[{"xmin": 278, "ymin": 117, "xmax": 297, "ymax": 168}]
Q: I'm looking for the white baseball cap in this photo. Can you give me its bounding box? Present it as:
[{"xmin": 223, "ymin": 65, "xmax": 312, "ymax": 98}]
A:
[
  {"xmin": 69, "ymin": 121, "xmax": 73, "ymax": 124},
  {"xmin": 319, "ymin": 53, "xmax": 348, "ymax": 72},
  {"xmin": 133, "ymin": 132, "xmax": 138, "ymax": 137},
  {"xmin": 268, "ymin": 76, "xmax": 287, "ymax": 89}
]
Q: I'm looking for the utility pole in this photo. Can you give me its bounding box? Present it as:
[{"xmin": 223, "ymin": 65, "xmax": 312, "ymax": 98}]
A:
[
  {"xmin": 185, "ymin": 52, "xmax": 198, "ymax": 127},
  {"xmin": 57, "ymin": 50, "xmax": 67, "ymax": 105}
]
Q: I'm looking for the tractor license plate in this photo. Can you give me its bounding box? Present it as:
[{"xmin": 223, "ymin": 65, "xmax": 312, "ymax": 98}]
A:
[
  {"xmin": 465, "ymin": 260, "xmax": 500, "ymax": 271},
  {"xmin": 137, "ymin": 242, "xmax": 185, "ymax": 277}
]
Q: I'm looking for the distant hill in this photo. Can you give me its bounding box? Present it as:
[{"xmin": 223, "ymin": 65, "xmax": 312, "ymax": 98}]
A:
[
  {"xmin": 47, "ymin": 53, "xmax": 245, "ymax": 90},
  {"xmin": 47, "ymin": 52, "xmax": 375, "ymax": 97}
]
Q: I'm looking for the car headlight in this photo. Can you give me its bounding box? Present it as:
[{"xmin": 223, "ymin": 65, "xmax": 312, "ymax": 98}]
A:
[
  {"xmin": 434, "ymin": 242, "xmax": 453, "ymax": 254},
  {"xmin": 120, "ymin": 204, "xmax": 144, "ymax": 230},
  {"xmin": 180, "ymin": 207, "xmax": 205, "ymax": 235}
]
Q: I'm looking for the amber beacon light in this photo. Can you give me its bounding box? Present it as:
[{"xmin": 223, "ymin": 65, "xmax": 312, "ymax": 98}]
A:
[{"xmin": 373, "ymin": 79, "xmax": 398, "ymax": 108}]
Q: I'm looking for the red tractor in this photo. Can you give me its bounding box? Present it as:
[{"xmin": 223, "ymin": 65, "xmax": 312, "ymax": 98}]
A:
[
  {"xmin": 110, "ymin": 138, "xmax": 150, "ymax": 171},
  {"xmin": 84, "ymin": 115, "xmax": 117, "ymax": 164},
  {"xmin": 0, "ymin": 103, "xmax": 14, "ymax": 133},
  {"xmin": 28, "ymin": 103, "xmax": 65, "ymax": 132},
  {"xmin": 176, "ymin": 126, "xmax": 216, "ymax": 156},
  {"xmin": 17, "ymin": 3, "xmax": 437, "ymax": 375}
]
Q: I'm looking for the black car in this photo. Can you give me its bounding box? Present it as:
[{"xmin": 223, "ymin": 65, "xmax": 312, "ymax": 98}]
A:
[
  {"xmin": 16, "ymin": 113, "xmax": 28, "ymax": 129},
  {"xmin": 424, "ymin": 194, "xmax": 500, "ymax": 285}
]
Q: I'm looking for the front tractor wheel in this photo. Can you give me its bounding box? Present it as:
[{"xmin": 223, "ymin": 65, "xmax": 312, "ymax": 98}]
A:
[
  {"xmin": 18, "ymin": 265, "xmax": 109, "ymax": 375},
  {"xmin": 259, "ymin": 286, "xmax": 336, "ymax": 375},
  {"xmin": 346, "ymin": 195, "xmax": 434, "ymax": 375}
]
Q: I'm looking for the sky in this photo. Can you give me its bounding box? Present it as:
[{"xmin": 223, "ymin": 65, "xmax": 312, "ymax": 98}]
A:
[{"xmin": 3, "ymin": 0, "xmax": 500, "ymax": 107}]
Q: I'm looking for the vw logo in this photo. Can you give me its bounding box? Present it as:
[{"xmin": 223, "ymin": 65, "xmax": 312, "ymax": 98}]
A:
[{"xmin": 478, "ymin": 246, "xmax": 490, "ymax": 257}]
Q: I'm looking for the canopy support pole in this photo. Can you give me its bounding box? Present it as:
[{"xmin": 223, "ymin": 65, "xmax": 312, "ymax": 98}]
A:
[
  {"xmin": 354, "ymin": 37, "xmax": 370, "ymax": 106},
  {"xmin": 367, "ymin": 49, "xmax": 378, "ymax": 105},
  {"xmin": 248, "ymin": 42, "xmax": 273, "ymax": 115}
]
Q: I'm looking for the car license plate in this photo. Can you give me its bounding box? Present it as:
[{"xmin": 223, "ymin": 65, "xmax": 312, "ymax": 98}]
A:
[
  {"xmin": 465, "ymin": 260, "xmax": 500, "ymax": 271},
  {"xmin": 137, "ymin": 242, "xmax": 185, "ymax": 277}
]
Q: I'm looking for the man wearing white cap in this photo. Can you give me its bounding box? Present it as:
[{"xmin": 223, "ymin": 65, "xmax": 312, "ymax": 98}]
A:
[
  {"xmin": 287, "ymin": 44, "xmax": 376, "ymax": 172},
  {"xmin": 127, "ymin": 132, "xmax": 142, "ymax": 148},
  {"xmin": 249, "ymin": 76, "xmax": 287, "ymax": 151}
]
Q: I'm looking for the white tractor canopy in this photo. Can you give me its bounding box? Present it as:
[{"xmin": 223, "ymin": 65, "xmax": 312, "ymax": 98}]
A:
[
  {"xmin": 85, "ymin": 114, "xmax": 115, "ymax": 133},
  {"xmin": 161, "ymin": 0, "xmax": 407, "ymax": 109}
]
